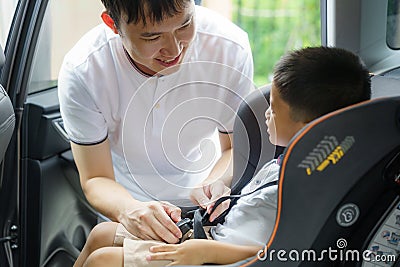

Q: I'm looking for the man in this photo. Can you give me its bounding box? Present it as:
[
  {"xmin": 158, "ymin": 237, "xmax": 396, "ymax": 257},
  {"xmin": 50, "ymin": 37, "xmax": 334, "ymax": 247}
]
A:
[{"xmin": 58, "ymin": 0, "xmax": 254, "ymax": 244}]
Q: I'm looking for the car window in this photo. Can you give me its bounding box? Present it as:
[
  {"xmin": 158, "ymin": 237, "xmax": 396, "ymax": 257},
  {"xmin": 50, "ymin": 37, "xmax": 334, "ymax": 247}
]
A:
[
  {"xmin": 0, "ymin": 0, "xmax": 18, "ymax": 49},
  {"xmin": 28, "ymin": 0, "xmax": 320, "ymax": 93},
  {"xmin": 387, "ymin": 0, "xmax": 400, "ymax": 49},
  {"xmin": 28, "ymin": 0, "xmax": 103, "ymax": 94},
  {"xmin": 202, "ymin": 1, "xmax": 320, "ymax": 86},
  {"xmin": 232, "ymin": 0, "xmax": 320, "ymax": 86}
]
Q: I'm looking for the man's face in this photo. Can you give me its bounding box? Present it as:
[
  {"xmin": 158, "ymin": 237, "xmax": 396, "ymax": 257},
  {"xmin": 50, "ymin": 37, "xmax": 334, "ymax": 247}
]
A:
[
  {"xmin": 265, "ymin": 83, "xmax": 306, "ymax": 147},
  {"xmin": 117, "ymin": 2, "xmax": 196, "ymax": 76}
]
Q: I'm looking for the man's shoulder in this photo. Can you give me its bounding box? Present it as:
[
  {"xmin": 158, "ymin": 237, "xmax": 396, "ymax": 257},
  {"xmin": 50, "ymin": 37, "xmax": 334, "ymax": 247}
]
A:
[
  {"xmin": 63, "ymin": 24, "xmax": 119, "ymax": 68},
  {"xmin": 195, "ymin": 5, "xmax": 250, "ymax": 50}
]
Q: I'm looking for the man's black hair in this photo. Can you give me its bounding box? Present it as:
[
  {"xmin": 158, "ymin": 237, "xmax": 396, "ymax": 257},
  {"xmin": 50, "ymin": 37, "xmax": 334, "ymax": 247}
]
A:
[
  {"xmin": 101, "ymin": 0, "xmax": 192, "ymax": 29},
  {"xmin": 273, "ymin": 46, "xmax": 371, "ymax": 122}
]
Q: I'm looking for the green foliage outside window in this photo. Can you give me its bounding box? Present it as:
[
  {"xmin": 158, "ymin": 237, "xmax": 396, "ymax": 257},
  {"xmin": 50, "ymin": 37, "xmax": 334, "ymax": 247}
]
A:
[{"xmin": 233, "ymin": 0, "xmax": 321, "ymax": 87}]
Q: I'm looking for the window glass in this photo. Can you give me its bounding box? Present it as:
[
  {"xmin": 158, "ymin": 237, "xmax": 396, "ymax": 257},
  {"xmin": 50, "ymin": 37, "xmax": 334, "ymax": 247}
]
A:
[
  {"xmin": 387, "ymin": 0, "xmax": 400, "ymax": 49},
  {"xmin": 231, "ymin": 0, "xmax": 321, "ymax": 86},
  {"xmin": 28, "ymin": 0, "xmax": 103, "ymax": 93},
  {"xmin": 0, "ymin": 0, "xmax": 18, "ymax": 49},
  {"xmin": 29, "ymin": 0, "xmax": 321, "ymax": 92}
]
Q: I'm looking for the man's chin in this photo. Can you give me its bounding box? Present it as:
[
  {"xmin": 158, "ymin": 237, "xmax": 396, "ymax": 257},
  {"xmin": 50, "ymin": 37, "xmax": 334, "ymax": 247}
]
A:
[{"xmin": 157, "ymin": 63, "xmax": 182, "ymax": 76}]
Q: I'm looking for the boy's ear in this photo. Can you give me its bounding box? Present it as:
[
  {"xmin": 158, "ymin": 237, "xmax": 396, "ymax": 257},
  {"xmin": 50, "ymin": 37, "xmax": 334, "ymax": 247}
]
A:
[{"xmin": 101, "ymin": 11, "xmax": 118, "ymax": 34}]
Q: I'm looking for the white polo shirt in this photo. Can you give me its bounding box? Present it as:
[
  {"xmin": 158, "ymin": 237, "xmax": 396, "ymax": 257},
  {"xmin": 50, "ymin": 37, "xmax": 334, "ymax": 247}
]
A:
[{"xmin": 58, "ymin": 6, "xmax": 254, "ymax": 207}]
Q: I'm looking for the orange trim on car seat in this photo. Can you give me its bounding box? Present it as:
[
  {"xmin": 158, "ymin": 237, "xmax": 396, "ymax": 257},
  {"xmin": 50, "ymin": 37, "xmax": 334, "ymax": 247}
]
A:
[{"xmin": 239, "ymin": 98, "xmax": 375, "ymax": 267}]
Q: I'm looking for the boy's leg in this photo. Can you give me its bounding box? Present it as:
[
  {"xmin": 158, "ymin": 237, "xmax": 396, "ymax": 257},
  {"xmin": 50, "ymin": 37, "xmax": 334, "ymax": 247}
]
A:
[
  {"xmin": 76, "ymin": 222, "xmax": 172, "ymax": 267},
  {"xmin": 84, "ymin": 224, "xmax": 171, "ymax": 267},
  {"xmin": 74, "ymin": 221, "xmax": 119, "ymax": 267},
  {"xmin": 123, "ymin": 239, "xmax": 171, "ymax": 267},
  {"xmin": 115, "ymin": 223, "xmax": 172, "ymax": 266},
  {"xmin": 84, "ymin": 247, "xmax": 124, "ymax": 267}
]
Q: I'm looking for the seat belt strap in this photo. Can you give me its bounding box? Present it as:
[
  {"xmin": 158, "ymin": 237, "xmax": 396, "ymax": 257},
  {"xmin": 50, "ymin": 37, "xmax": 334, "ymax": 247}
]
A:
[
  {"xmin": 193, "ymin": 180, "xmax": 278, "ymax": 239},
  {"xmin": 204, "ymin": 180, "xmax": 278, "ymax": 222}
]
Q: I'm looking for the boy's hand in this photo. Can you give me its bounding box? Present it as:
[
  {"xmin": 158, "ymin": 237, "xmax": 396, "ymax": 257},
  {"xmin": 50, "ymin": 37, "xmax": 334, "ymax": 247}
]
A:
[
  {"xmin": 190, "ymin": 180, "xmax": 231, "ymax": 222},
  {"xmin": 147, "ymin": 239, "xmax": 210, "ymax": 266}
]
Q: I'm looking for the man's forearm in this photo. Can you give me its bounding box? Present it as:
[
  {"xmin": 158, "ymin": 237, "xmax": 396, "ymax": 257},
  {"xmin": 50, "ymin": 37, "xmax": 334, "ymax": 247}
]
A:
[
  {"xmin": 83, "ymin": 176, "xmax": 137, "ymax": 222},
  {"xmin": 203, "ymin": 148, "xmax": 233, "ymax": 187}
]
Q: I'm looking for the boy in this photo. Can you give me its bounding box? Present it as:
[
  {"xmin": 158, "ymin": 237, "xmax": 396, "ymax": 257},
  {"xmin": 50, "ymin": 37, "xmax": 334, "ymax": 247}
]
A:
[{"xmin": 74, "ymin": 46, "xmax": 371, "ymax": 266}]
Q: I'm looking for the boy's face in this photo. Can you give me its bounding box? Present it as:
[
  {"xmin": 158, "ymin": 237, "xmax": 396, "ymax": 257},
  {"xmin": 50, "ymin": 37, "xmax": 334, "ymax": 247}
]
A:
[
  {"xmin": 265, "ymin": 84, "xmax": 306, "ymax": 147},
  {"xmin": 110, "ymin": 2, "xmax": 196, "ymax": 76}
]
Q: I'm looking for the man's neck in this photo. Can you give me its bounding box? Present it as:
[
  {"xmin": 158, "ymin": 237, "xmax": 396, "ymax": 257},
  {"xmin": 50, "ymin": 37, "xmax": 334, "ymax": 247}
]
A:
[{"xmin": 123, "ymin": 46, "xmax": 155, "ymax": 77}]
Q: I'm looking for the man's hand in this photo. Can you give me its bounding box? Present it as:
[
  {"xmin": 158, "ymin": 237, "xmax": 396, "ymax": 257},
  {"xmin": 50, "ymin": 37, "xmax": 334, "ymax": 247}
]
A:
[
  {"xmin": 120, "ymin": 201, "xmax": 182, "ymax": 244},
  {"xmin": 147, "ymin": 239, "xmax": 209, "ymax": 266},
  {"xmin": 190, "ymin": 180, "xmax": 231, "ymax": 222}
]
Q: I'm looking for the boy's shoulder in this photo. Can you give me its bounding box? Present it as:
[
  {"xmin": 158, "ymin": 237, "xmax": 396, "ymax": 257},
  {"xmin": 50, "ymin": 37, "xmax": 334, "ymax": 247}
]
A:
[{"xmin": 240, "ymin": 158, "xmax": 280, "ymax": 194}]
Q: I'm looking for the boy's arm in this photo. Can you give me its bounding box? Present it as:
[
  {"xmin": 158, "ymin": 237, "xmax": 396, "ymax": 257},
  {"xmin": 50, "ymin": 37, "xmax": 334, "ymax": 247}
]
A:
[{"xmin": 147, "ymin": 239, "xmax": 261, "ymax": 265}]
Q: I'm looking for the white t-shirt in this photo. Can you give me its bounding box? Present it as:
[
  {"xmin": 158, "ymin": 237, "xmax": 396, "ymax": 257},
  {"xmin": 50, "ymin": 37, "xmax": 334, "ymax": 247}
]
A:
[
  {"xmin": 58, "ymin": 6, "xmax": 254, "ymax": 207},
  {"xmin": 211, "ymin": 159, "xmax": 280, "ymax": 246}
]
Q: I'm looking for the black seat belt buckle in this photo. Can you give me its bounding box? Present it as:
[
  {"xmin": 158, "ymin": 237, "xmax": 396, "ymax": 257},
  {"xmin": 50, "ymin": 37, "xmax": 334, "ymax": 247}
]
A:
[{"xmin": 176, "ymin": 218, "xmax": 193, "ymax": 242}]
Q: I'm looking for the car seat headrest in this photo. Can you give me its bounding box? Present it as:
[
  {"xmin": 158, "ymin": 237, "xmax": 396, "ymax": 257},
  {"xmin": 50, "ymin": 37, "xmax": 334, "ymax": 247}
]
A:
[{"xmin": 371, "ymin": 75, "xmax": 400, "ymax": 98}]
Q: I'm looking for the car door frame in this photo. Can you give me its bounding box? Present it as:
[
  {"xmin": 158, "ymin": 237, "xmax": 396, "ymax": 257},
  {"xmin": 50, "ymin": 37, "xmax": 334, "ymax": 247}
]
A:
[{"xmin": 0, "ymin": 0, "xmax": 50, "ymax": 266}]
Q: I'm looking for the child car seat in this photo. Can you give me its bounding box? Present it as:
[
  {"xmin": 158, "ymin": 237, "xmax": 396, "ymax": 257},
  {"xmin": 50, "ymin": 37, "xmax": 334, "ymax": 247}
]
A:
[
  {"xmin": 249, "ymin": 96, "xmax": 400, "ymax": 267},
  {"xmin": 182, "ymin": 88, "xmax": 400, "ymax": 267}
]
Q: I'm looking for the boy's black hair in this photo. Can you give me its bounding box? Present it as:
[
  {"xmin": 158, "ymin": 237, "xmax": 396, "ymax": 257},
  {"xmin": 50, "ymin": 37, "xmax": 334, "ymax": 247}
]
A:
[
  {"xmin": 273, "ymin": 46, "xmax": 371, "ymax": 122},
  {"xmin": 101, "ymin": 0, "xmax": 192, "ymax": 29}
]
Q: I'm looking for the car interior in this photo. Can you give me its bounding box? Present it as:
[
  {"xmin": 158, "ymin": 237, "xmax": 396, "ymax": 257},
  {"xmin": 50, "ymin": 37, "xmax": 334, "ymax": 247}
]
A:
[
  {"xmin": 1, "ymin": 0, "xmax": 400, "ymax": 267},
  {"xmin": 0, "ymin": 45, "xmax": 15, "ymax": 164}
]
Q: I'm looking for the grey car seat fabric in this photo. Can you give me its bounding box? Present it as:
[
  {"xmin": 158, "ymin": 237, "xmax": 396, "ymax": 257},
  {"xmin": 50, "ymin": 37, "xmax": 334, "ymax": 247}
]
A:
[
  {"xmin": 0, "ymin": 46, "xmax": 4, "ymax": 67},
  {"xmin": 0, "ymin": 85, "xmax": 15, "ymax": 163},
  {"xmin": 371, "ymin": 74, "xmax": 400, "ymax": 98},
  {"xmin": 253, "ymin": 96, "xmax": 400, "ymax": 267},
  {"xmin": 230, "ymin": 85, "xmax": 276, "ymax": 195},
  {"xmin": 0, "ymin": 45, "xmax": 15, "ymax": 163},
  {"xmin": 265, "ymin": 96, "xmax": 400, "ymax": 267}
]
